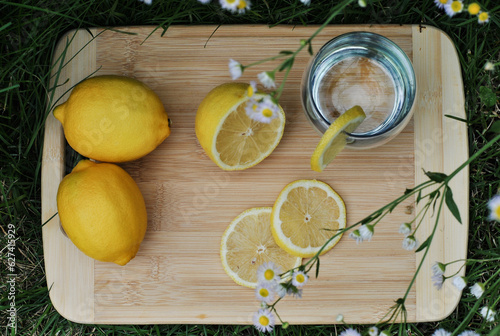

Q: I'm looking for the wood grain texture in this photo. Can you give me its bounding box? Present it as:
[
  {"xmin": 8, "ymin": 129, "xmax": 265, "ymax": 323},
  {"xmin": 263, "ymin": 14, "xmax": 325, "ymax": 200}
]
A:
[{"xmin": 41, "ymin": 25, "xmax": 467, "ymax": 325}]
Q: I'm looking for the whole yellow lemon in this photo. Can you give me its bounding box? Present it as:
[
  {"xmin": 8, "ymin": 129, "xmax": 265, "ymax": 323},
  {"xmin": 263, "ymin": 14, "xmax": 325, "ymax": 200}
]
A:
[
  {"xmin": 57, "ymin": 160, "xmax": 147, "ymax": 266},
  {"xmin": 54, "ymin": 75, "xmax": 170, "ymax": 162}
]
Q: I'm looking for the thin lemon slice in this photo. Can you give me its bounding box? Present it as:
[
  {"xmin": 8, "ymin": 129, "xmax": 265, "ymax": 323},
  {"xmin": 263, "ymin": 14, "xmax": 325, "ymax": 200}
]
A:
[
  {"xmin": 221, "ymin": 207, "xmax": 302, "ymax": 288},
  {"xmin": 196, "ymin": 83, "xmax": 285, "ymax": 171},
  {"xmin": 310, "ymin": 105, "xmax": 366, "ymax": 172},
  {"xmin": 271, "ymin": 180, "xmax": 346, "ymax": 258}
]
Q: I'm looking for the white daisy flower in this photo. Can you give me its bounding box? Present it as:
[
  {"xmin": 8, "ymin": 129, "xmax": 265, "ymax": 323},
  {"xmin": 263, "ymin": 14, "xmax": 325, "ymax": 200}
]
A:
[
  {"xmin": 478, "ymin": 11, "xmax": 489, "ymax": 24},
  {"xmin": 402, "ymin": 235, "xmax": 419, "ymax": 251},
  {"xmin": 470, "ymin": 282, "xmax": 485, "ymax": 299},
  {"xmin": 480, "ymin": 306, "xmax": 496, "ymax": 322},
  {"xmin": 432, "ymin": 329, "xmax": 452, "ymax": 336},
  {"xmin": 255, "ymin": 282, "xmax": 275, "ymax": 304},
  {"xmin": 287, "ymin": 287, "xmax": 303, "ymax": 299},
  {"xmin": 368, "ymin": 326, "xmax": 378, "ymax": 336},
  {"xmin": 247, "ymin": 81, "xmax": 257, "ymax": 98},
  {"xmin": 138, "ymin": 0, "xmax": 152, "ymax": 4},
  {"xmin": 257, "ymin": 261, "xmax": 282, "ymax": 284},
  {"xmin": 444, "ymin": 0, "xmax": 463, "ymax": 17},
  {"xmin": 452, "ymin": 276, "xmax": 467, "ymax": 290},
  {"xmin": 358, "ymin": 0, "xmax": 367, "ymax": 7},
  {"xmin": 245, "ymin": 96, "xmax": 280, "ymax": 123},
  {"xmin": 484, "ymin": 61, "xmax": 495, "ymax": 71},
  {"xmin": 457, "ymin": 331, "xmax": 480, "ymax": 336},
  {"xmin": 359, "ymin": 224, "xmax": 374, "ymax": 241},
  {"xmin": 380, "ymin": 331, "xmax": 391, "ymax": 336},
  {"xmin": 252, "ymin": 309, "xmax": 275, "ymax": 333},
  {"xmin": 349, "ymin": 229, "xmax": 363, "ymax": 244},
  {"xmin": 292, "ymin": 270, "xmax": 308, "ymax": 287},
  {"xmin": 198, "ymin": 0, "xmax": 211, "ymax": 3},
  {"xmin": 488, "ymin": 195, "xmax": 500, "ymax": 221},
  {"xmin": 219, "ymin": 0, "xmax": 239, "ymax": 12},
  {"xmin": 228, "ymin": 59, "xmax": 243, "ymax": 80},
  {"xmin": 300, "ymin": 0, "xmax": 311, "ymax": 5},
  {"xmin": 336, "ymin": 314, "xmax": 344, "ymax": 322},
  {"xmin": 340, "ymin": 328, "xmax": 361, "ymax": 336},
  {"xmin": 432, "ymin": 262, "xmax": 446, "ymax": 276},
  {"xmin": 257, "ymin": 71, "xmax": 276, "ymax": 89},
  {"xmin": 432, "ymin": 273, "xmax": 445, "ymax": 290},
  {"xmin": 236, "ymin": 0, "xmax": 251, "ymax": 14},
  {"xmin": 434, "ymin": 0, "xmax": 450, "ymax": 9},
  {"xmin": 399, "ymin": 222, "xmax": 412, "ymax": 235},
  {"xmin": 275, "ymin": 282, "xmax": 287, "ymax": 298}
]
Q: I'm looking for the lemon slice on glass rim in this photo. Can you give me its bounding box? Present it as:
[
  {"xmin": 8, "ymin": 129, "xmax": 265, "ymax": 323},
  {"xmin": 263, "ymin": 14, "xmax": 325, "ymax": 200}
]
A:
[{"xmin": 310, "ymin": 105, "xmax": 366, "ymax": 172}]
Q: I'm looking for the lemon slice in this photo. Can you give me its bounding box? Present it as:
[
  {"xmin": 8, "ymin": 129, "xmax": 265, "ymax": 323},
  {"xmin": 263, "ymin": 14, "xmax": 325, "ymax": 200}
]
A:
[
  {"xmin": 310, "ymin": 105, "xmax": 366, "ymax": 172},
  {"xmin": 196, "ymin": 83, "xmax": 285, "ymax": 171},
  {"xmin": 271, "ymin": 180, "xmax": 346, "ymax": 258},
  {"xmin": 221, "ymin": 207, "xmax": 302, "ymax": 288}
]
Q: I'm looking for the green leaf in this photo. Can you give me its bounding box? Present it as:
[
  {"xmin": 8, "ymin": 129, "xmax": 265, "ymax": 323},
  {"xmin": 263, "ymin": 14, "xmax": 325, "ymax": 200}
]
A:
[
  {"xmin": 416, "ymin": 190, "xmax": 422, "ymax": 204},
  {"xmin": 308, "ymin": 42, "xmax": 313, "ymax": 55},
  {"xmin": 279, "ymin": 50, "xmax": 294, "ymax": 55},
  {"xmin": 479, "ymin": 86, "xmax": 497, "ymax": 107},
  {"xmin": 315, "ymin": 259, "xmax": 320, "ymax": 278},
  {"xmin": 404, "ymin": 187, "xmax": 414, "ymax": 195},
  {"xmin": 279, "ymin": 57, "xmax": 294, "ymax": 72},
  {"xmin": 424, "ymin": 170, "xmax": 448, "ymax": 183},
  {"xmin": 489, "ymin": 120, "xmax": 500, "ymax": 133},
  {"xmin": 445, "ymin": 186, "xmax": 462, "ymax": 224},
  {"xmin": 415, "ymin": 235, "xmax": 431, "ymax": 252}
]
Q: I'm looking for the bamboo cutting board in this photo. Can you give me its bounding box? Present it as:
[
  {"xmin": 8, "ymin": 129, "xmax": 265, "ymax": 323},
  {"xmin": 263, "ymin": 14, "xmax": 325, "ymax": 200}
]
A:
[{"xmin": 41, "ymin": 25, "xmax": 468, "ymax": 325}]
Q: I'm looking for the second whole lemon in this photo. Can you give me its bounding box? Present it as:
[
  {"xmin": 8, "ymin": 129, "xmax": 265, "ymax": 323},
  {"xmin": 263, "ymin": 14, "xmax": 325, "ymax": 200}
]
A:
[
  {"xmin": 56, "ymin": 160, "xmax": 148, "ymax": 266},
  {"xmin": 54, "ymin": 75, "xmax": 170, "ymax": 162}
]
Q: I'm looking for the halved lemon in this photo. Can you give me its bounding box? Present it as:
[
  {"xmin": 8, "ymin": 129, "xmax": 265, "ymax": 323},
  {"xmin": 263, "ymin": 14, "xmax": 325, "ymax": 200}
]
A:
[
  {"xmin": 310, "ymin": 105, "xmax": 366, "ymax": 172},
  {"xmin": 271, "ymin": 180, "xmax": 346, "ymax": 258},
  {"xmin": 195, "ymin": 83, "xmax": 285, "ymax": 171},
  {"xmin": 220, "ymin": 207, "xmax": 302, "ymax": 288}
]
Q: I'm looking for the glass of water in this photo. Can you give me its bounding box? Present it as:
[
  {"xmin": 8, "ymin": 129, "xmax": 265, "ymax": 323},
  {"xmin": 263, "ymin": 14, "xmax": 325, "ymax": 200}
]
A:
[{"xmin": 301, "ymin": 32, "xmax": 416, "ymax": 149}]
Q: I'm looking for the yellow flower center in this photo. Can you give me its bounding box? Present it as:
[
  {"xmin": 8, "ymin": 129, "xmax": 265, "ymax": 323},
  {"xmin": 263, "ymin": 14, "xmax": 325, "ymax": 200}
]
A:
[
  {"xmin": 259, "ymin": 288, "xmax": 269, "ymax": 297},
  {"xmin": 479, "ymin": 12, "xmax": 489, "ymax": 21},
  {"xmin": 439, "ymin": 0, "xmax": 447, "ymax": 4},
  {"xmin": 247, "ymin": 85, "xmax": 254, "ymax": 97},
  {"xmin": 495, "ymin": 205, "xmax": 500, "ymax": 219},
  {"xmin": 262, "ymin": 108, "xmax": 273, "ymax": 118},
  {"xmin": 451, "ymin": 1, "xmax": 463, "ymax": 12},
  {"xmin": 467, "ymin": 3, "xmax": 480, "ymax": 15},
  {"xmin": 259, "ymin": 315, "xmax": 270, "ymax": 326},
  {"xmin": 264, "ymin": 269, "xmax": 274, "ymax": 280},
  {"xmin": 227, "ymin": 0, "xmax": 236, "ymax": 3},
  {"xmin": 296, "ymin": 274, "xmax": 305, "ymax": 283},
  {"xmin": 238, "ymin": 0, "xmax": 247, "ymax": 9}
]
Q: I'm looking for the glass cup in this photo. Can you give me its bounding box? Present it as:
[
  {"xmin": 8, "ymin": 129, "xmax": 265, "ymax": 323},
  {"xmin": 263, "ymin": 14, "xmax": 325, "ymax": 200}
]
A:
[{"xmin": 301, "ymin": 32, "xmax": 416, "ymax": 149}]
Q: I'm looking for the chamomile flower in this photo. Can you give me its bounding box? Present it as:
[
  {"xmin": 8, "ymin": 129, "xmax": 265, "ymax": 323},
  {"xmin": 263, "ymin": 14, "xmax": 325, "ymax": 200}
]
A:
[
  {"xmin": 432, "ymin": 329, "xmax": 452, "ymax": 336},
  {"xmin": 478, "ymin": 11, "xmax": 489, "ymax": 24},
  {"xmin": 349, "ymin": 229, "xmax": 363, "ymax": 244},
  {"xmin": 457, "ymin": 331, "xmax": 480, "ymax": 336},
  {"xmin": 470, "ymin": 282, "xmax": 485, "ymax": 299},
  {"xmin": 257, "ymin": 71, "xmax": 276, "ymax": 89},
  {"xmin": 247, "ymin": 81, "xmax": 257, "ymax": 98},
  {"xmin": 245, "ymin": 97, "xmax": 280, "ymax": 123},
  {"xmin": 236, "ymin": 0, "xmax": 251, "ymax": 13},
  {"xmin": 432, "ymin": 262, "xmax": 446, "ymax": 276},
  {"xmin": 488, "ymin": 195, "xmax": 500, "ymax": 221},
  {"xmin": 484, "ymin": 61, "xmax": 495, "ymax": 71},
  {"xmin": 452, "ymin": 276, "xmax": 467, "ymax": 290},
  {"xmin": 340, "ymin": 328, "xmax": 361, "ymax": 336},
  {"xmin": 359, "ymin": 224, "xmax": 374, "ymax": 241},
  {"xmin": 300, "ymin": 0, "xmax": 311, "ymax": 5},
  {"xmin": 257, "ymin": 261, "xmax": 281, "ymax": 284},
  {"xmin": 198, "ymin": 0, "xmax": 211, "ymax": 3},
  {"xmin": 358, "ymin": 0, "xmax": 367, "ymax": 7},
  {"xmin": 402, "ymin": 235, "xmax": 419, "ymax": 251},
  {"xmin": 480, "ymin": 306, "xmax": 496, "ymax": 322},
  {"xmin": 434, "ymin": 0, "xmax": 449, "ymax": 9},
  {"xmin": 399, "ymin": 222, "xmax": 412, "ymax": 236},
  {"xmin": 228, "ymin": 59, "xmax": 243, "ymax": 80},
  {"xmin": 275, "ymin": 282, "xmax": 287, "ymax": 298},
  {"xmin": 253, "ymin": 309, "xmax": 275, "ymax": 333},
  {"xmin": 138, "ymin": 0, "xmax": 152, "ymax": 5},
  {"xmin": 467, "ymin": 2, "xmax": 480, "ymax": 15},
  {"xmin": 287, "ymin": 286, "xmax": 303, "ymax": 299},
  {"xmin": 255, "ymin": 282, "xmax": 276, "ymax": 304},
  {"xmin": 368, "ymin": 326, "xmax": 379, "ymax": 336},
  {"xmin": 432, "ymin": 273, "xmax": 445, "ymax": 290},
  {"xmin": 380, "ymin": 331, "xmax": 392, "ymax": 336},
  {"xmin": 444, "ymin": 0, "xmax": 463, "ymax": 17},
  {"xmin": 336, "ymin": 314, "xmax": 344, "ymax": 322},
  {"xmin": 292, "ymin": 271, "xmax": 308, "ymax": 287},
  {"xmin": 219, "ymin": 0, "xmax": 239, "ymax": 12}
]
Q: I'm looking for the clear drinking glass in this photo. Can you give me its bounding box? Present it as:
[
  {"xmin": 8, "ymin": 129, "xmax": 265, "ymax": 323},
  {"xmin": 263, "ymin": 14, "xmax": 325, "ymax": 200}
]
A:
[{"xmin": 301, "ymin": 32, "xmax": 417, "ymax": 149}]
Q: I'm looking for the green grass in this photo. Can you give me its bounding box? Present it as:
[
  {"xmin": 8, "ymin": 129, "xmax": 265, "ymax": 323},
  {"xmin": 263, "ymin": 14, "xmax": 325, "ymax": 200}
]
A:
[{"xmin": 1, "ymin": 0, "xmax": 499, "ymax": 335}]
